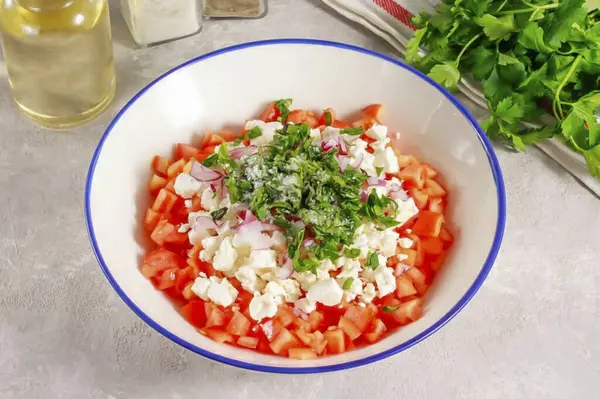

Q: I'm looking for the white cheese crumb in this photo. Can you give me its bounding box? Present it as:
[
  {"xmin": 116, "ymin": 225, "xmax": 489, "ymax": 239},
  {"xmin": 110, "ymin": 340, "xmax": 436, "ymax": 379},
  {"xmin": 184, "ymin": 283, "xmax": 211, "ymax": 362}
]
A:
[
  {"xmin": 249, "ymin": 292, "xmax": 279, "ymax": 321},
  {"xmin": 306, "ymin": 278, "xmax": 344, "ymax": 306},
  {"xmin": 374, "ymin": 266, "xmax": 396, "ymax": 298},
  {"xmin": 173, "ymin": 173, "xmax": 202, "ymax": 198}
]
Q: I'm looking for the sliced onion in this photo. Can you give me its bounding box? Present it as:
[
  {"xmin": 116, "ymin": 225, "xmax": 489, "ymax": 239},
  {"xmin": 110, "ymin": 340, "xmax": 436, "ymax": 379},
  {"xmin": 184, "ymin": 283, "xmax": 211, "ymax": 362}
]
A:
[
  {"xmin": 236, "ymin": 223, "xmax": 272, "ymax": 250},
  {"xmin": 230, "ymin": 145, "xmax": 257, "ymax": 159},
  {"xmin": 337, "ymin": 155, "xmax": 352, "ymax": 171},
  {"xmin": 352, "ymin": 153, "xmax": 364, "ymax": 168},
  {"xmin": 190, "ymin": 161, "xmax": 222, "ymax": 182},
  {"xmin": 387, "ymin": 183, "xmax": 403, "ymax": 193},
  {"xmin": 261, "ymin": 223, "xmax": 281, "ymax": 232},
  {"xmin": 193, "ymin": 216, "xmax": 219, "ymax": 233},
  {"xmin": 276, "ymin": 256, "xmax": 294, "ymax": 280},
  {"xmin": 389, "ymin": 189, "xmax": 409, "ymax": 201},
  {"xmin": 367, "ymin": 176, "xmax": 386, "ymax": 186},
  {"xmin": 321, "ymin": 135, "xmax": 349, "ymax": 156}
]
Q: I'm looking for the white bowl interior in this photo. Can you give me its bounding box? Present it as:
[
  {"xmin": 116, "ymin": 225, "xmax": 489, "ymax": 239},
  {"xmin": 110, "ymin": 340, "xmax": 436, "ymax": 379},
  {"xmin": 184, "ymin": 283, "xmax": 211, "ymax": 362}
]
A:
[{"xmin": 88, "ymin": 42, "xmax": 501, "ymax": 371}]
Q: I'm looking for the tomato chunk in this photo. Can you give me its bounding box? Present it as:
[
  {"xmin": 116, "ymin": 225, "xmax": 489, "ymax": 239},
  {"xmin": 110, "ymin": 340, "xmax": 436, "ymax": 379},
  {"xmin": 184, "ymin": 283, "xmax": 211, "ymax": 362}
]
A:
[
  {"xmin": 398, "ymin": 164, "xmax": 426, "ymax": 189},
  {"xmin": 205, "ymin": 328, "xmax": 234, "ymax": 343},
  {"xmin": 151, "ymin": 188, "xmax": 178, "ymax": 213},
  {"xmin": 396, "ymin": 275, "xmax": 418, "ymax": 298},
  {"xmin": 288, "ymin": 348, "xmax": 317, "ymax": 360},
  {"xmin": 226, "ymin": 311, "xmax": 251, "ymax": 336},
  {"xmin": 181, "ymin": 301, "xmax": 207, "ymax": 329},
  {"xmin": 151, "ymin": 155, "xmax": 170, "ymax": 177},
  {"xmin": 361, "ymin": 104, "xmax": 384, "ymax": 119},
  {"xmin": 237, "ymin": 336, "xmax": 259, "ymax": 349},
  {"xmin": 176, "ymin": 143, "xmax": 201, "ymax": 160},
  {"xmin": 338, "ymin": 317, "xmax": 362, "ymax": 341},
  {"xmin": 343, "ymin": 305, "xmax": 373, "ymax": 332},
  {"xmin": 364, "ymin": 318, "xmax": 387, "ymax": 343},
  {"xmin": 151, "ymin": 219, "xmax": 187, "ymax": 246},
  {"xmin": 323, "ymin": 329, "xmax": 346, "ymax": 354},
  {"xmin": 412, "ymin": 211, "xmax": 444, "ymax": 237},
  {"xmin": 269, "ymin": 328, "xmax": 301, "ymax": 355},
  {"xmin": 148, "ymin": 174, "xmax": 167, "ymax": 195}
]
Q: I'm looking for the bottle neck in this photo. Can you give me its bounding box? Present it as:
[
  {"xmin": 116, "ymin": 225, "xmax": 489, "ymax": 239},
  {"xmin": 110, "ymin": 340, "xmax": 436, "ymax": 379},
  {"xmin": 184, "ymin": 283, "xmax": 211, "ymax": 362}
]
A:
[{"xmin": 18, "ymin": 0, "xmax": 74, "ymax": 11}]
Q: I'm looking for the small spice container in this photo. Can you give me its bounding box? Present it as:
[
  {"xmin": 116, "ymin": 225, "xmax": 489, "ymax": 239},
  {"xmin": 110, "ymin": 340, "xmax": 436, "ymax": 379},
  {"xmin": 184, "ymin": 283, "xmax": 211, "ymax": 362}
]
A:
[
  {"xmin": 120, "ymin": 0, "xmax": 203, "ymax": 47},
  {"xmin": 203, "ymin": 0, "xmax": 268, "ymax": 19}
]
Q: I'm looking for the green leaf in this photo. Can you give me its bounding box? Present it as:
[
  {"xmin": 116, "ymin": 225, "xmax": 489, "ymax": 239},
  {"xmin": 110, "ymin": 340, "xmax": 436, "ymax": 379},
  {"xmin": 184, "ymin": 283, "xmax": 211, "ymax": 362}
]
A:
[
  {"xmin": 494, "ymin": 95, "xmax": 525, "ymax": 124},
  {"xmin": 428, "ymin": 63, "xmax": 461, "ymax": 91},
  {"xmin": 463, "ymin": 0, "xmax": 492, "ymax": 16},
  {"xmin": 466, "ymin": 45, "xmax": 497, "ymax": 81},
  {"xmin": 543, "ymin": 0, "xmax": 588, "ymax": 49},
  {"xmin": 497, "ymin": 54, "xmax": 527, "ymax": 84},
  {"xmin": 275, "ymin": 98, "xmax": 293, "ymax": 122},
  {"xmin": 406, "ymin": 27, "xmax": 427, "ymax": 66},
  {"xmin": 365, "ymin": 251, "xmax": 380, "ymax": 269},
  {"xmin": 343, "ymin": 247, "xmax": 360, "ymax": 259},
  {"xmin": 339, "ymin": 127, "xmax": 364, "ymax": 136},
  {"xmin": 245, "ymin": 126, "xmax": 262, "ymax": 140},
  {"xmin": 382, "ymin": 305, "xmax": 399, "ymax": 313},
  {"xmin": 517, "ymin": 22, "xmax": 555, "ymax": 54},
  {"xmin": 342, "ymin": 277, "xmax": 354, "ymax": 290},
  {"xmin": 519, "ymin": 125, "xmax": 558, "ymax": 146},
  {"xmin": 517, "ymin": 62, "xmax": 549, "ymax": 98},
  {"xmin": 583, "ymin": 144, "xmax": 600, "ymax": 178},
  {"xmin": 324, "ymin": 110, "xmax": 333, "ymax": 126},
  {"xmin": 210, "ymin": 207, "xmax": 228, "ymax": 221},
  {"xmin": 475, "ymin": 14, "xmax": 517, "ymax": 41},
  {"xmin": 483, "ymin": 68, "xmax": 514, "ymax": 106},
  {"xmin": 202, "ymin": 153, "xmax": 219, "ymax": 167}
]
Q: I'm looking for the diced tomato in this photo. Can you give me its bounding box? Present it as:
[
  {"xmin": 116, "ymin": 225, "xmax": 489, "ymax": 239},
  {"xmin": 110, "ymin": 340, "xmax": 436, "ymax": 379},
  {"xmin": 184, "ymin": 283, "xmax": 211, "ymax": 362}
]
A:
[
  {"xmin": 207, "ymin": 134, "xmax": 225, "ymax": 146},
  {"xmin": 143, "ymin": 249, "xmax": 185, "ymax": 277},
  {"xmin": 311, "ymin": 330, "xmax": 328, "ymax": 354},
  {"xmin": 398, "ymin": 164, "xmax": 426, "ymax": 189},
  {"xmin": 276, "ymin": 305, "xmax": 296, "ymax": 327},
  {"xmin": 164, "ymin": 179, "xmax": 175, "ymax": 193},
  {"xmin": 151, "ymin": 219, "xmax": 187, "ymax": 246},
  {"xmin": 425, "ymin": 179, "xmax": 447, "ymax": 197},
  {"xmin": 414, "ymin": 282, "xmax": 429, "ymax": 295},
  {"xmin": 331, "ymin": 119, "xmax": 350, "ymax": 128},
  {"xmin": 205, "ymin": 306, "xmax": 228, "ymax": 328},
  {"xmin": 286, "ymin": 109, "xmax": 307, "ymax": 124},
  {"xmin": 148, "ymin": 174, "xmax": 168, "ymax": 195},
  {"xmin": 259, "ymin": 103, "xmax": 280, "ymax": 122},
  {"xmin": 307, "ymin": 311, "xmax": 324, "ymax": 331},
  {"xmin": 226, "ymin": 311, "xmax": 251, "ymax": 336},
  {"xmin": 423, "ymin": 163, "xmax": 438, "ymax": 178},
  {"xmin": 318, "ymin": 108, "xmax": 336, "ymax": 126},
  {"xmin": 219, "ymin": 130, "xmax": 237, "ymax": 142},
  {"xmin": 144, "ymin": 208, "xmax": 161, "ymax": 232},
  {"xmin": 288, "ymin": 347, "xmax": 317, "ymax": 360},
  {"xmin": 439, "ymin": 225, "xmax": 454, "ymax": 244},
  {"xmin": 152, "ymin": 188, "xmax": 179, "ymax": 213},
  {"xmin": 235, "ymin": 291, "xmax": 253, "ymax": 309},
  {"xmin": 323, "ymin": 329, "xmax": 346, "ymax": 354},
  {"xmin": 404, "ymin": 267, "xmax": 426, "ymax": 285},
  {"xmin": 420, "ymin": 237, "xmax": 444, "ymax": 255},
  {"xmin": 338, "ymin": 317, "xmax": 362, "ymax": 341},
  {"xmin": 364, "ymin": 318, "xmax": 387, "ymax": 343},
  {"xmin": 167, "ymin": 158, "xmax": 186, "ymax": 179},
  {"xmin": 182, "ymin": 281, "xmax": 195, "ymax": 300},
  {"xmin": 180, "ymin": 300, "xmax": 207, "ymax": 328},
  {"xmin": 151, "ymin": 155, "xmax": 170, "ymax": 177},
  {"xmin": 198, "ymin": 131, "xmax": 214, "ymax": 149},
  {"xmin": 352, "ymin": 117, "xmax": 378, "ymax": 129},
  {"xmin": 430, "ymin": 252, "xmax": 446, "ymax": 272},
  {"xmin": 395, "ymin": 275, "xmax": 417, "ymax": 298},
  {"xmin": 343, "ymin": 305, "xmax": 373, "ymax": 332},
  {"xmin": 292, "ymin": 316, "xmax": 311, "ymax": 332},
  {"xmin": 428, "ymin": 197, "xmax": 444, "ymax": 213},
  {"xmin": 175, "ymin": 267, "xmax": 193, "ymax": 293},
  {"xmin": 412, "ymin": 211, "xmax": 444, "ymax": 237},
  {"xmin": 397, "ymin": 248, "xmax": 417, "ymax": 267},
  {"xmin": 409, "ymin": 188, "xmax": 429, "ymax": 209},
  {"xmin": 361, "ymin": 104, "xmax": 384, "ymax": 119},
  {"xmin": 391, "ymin": 298, "xmax": 423, "ymax": 325},
  {"xmin": 260, "ymin": 319, "xmax": 284, "ymax": 342},
  {"xmin": 396, "ymin": 154, "xmax": 418, "ymax": 168},
  {"xmin": 306, "ymin": 111, "xmax": 319, "ymax": 128},
  {"xmin": 155, "ymin": 268, "xmax": 178, "ymax": 290},
  {"xmin": 269, "ymin": 328, "xmax": 301, "ymax": 355},
  {"xmin": 176, "ymin": 143, "xmax": 201, "ymax": 160},
  {"xmin": 237, "ymin": 336, "xmax": 259, "ymax": 349},
  {"xmin": 205, "ymin": 328, "xmax": 234, "ymax": 343},
  {"xmin": 295, "ymin": 328, "xmax": 313, "ymax": 346}
]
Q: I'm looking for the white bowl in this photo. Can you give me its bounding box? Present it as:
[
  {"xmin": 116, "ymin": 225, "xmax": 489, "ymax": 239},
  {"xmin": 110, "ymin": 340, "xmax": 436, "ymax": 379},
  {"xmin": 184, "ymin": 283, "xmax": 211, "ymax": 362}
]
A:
[{"xmin": 85, "ymin": 39, "xmax": 506, "ymax": 373}]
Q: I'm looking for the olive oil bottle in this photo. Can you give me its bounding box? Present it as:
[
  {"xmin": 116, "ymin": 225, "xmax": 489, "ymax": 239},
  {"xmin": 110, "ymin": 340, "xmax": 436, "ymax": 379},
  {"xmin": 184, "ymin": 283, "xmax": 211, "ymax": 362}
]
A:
[{"xmin": 0, "ymin": 0, "xmax": 116, "ymax": 128}]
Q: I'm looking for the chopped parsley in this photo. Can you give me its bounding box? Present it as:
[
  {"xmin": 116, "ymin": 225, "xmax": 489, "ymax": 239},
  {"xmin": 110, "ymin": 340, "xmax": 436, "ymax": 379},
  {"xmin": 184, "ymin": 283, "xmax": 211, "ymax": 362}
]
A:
[
  {"xmin": 365, "ymin": 251, "xmax": 380, "ymax": 269},
  {"xmin": 207, "ymin": 99, "xmax": 401, "ymax": 273},
  {"xmin": 382, "ymin": 305, "xmax": 399, "ymax": 312},
  {"xmin": 210, "ymin": 207, "xmax": 228, "ymax": 221},
  {"xmin": 342, "ymin": 277, "xmax": 354, "ymax": 290}
]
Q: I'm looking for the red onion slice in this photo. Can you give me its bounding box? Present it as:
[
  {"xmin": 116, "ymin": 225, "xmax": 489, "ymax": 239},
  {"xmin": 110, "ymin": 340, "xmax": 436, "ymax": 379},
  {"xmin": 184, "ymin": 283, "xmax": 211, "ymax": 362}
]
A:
[
  {"xmin": 230, "ymin": 145, "xmax": 257, "ymax": 159},
  {"xmin": 360, "ymin": 190, "xmax": 368, "ymax": 202},
  {"xmin": 190, "ymin": 161, "xmax": 223, "ymax": 182},
  {"xmin": 276, "ymin": 256, "xmax": 294, "ymax": 279},
  {"xmin": 367, "ymin": 176, "xmax": 386, "ymax": 186},
  {"xmin": 261, "ymin": 223, "xmax": 282, "ymax": 232},
  {"xmin": 236, "ymin": 222, "xmax": 272, "ymax": 249},
  {"xmin": 394, "ymin": 263, "xmax": 410, "ymax": 276},
  {"xmin": 352, "ymin": 153, "xmax": 364, "ymax": 168},
  {"xmin": 193, "ymin": 216, "xmax": 219, "ymax": 233},
  {"xmin": 302, "ymin": 238, "xmax": 315, "ymax": 247},
  {"xmin": 337, "ymin": 155, "xmax": 352, "ymax": 171},
  {"xmin": 389, "ymin": 189, "xmax": 409, "ymax": 201}
]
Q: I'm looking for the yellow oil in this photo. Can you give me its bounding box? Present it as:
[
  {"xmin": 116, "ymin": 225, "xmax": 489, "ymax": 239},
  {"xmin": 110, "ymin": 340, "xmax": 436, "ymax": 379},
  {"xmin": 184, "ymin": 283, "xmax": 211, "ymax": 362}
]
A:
[{"xmin": 0, "ymin": 0, "xmax": 116, "ymax": 128}]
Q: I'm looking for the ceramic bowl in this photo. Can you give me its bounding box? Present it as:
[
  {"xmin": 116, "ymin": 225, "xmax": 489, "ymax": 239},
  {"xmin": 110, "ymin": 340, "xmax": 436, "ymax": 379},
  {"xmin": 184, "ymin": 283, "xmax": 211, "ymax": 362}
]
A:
[{"xmin": 85, "ymin": 39, "xmax": 506, "ymax": 373}]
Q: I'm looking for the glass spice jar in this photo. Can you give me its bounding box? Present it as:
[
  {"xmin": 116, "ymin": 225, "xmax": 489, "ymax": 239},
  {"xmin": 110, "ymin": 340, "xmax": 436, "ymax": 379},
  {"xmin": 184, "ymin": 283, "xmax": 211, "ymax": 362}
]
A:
[
  {"xmin": 203, "ymin": 0, "xmax": 268, "ymax": 19},
  {"xmin": 120, "ymin": 0, "xmax": 203, "ymax": 47}
]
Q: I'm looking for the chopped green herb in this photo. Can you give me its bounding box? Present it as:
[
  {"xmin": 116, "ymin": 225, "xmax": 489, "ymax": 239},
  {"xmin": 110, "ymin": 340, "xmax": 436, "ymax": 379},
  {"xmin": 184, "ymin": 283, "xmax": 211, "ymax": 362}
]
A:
[
  {"xmin": 324, "ymin": 110, "xmax": 333, "ymax": 125},
  {"xmin": 342, "ymin": 277, "xmax": 354, "ymax": 290},
  {"xmin": 366, "ymin": 251, "xmax": 380, "ymax": 269},
  {"xmin": 245, "ymin": 126, "xmax": 262, "ymax": 140},
  {"xmin": 361, "ymin": 191, "xmax": 400, "ymax": 228},
  {"xmin": 202, "ymin": 153, "xmax": 218, "ymax": 167},
  {"xmin": 339, "ymin": 127, "xmax": 364, "ymax": 136},
  {"xmin": 343, "ymin": 247, "xmax": 361, "ymax": 259},
  {"xmin": 375, "ymin": 166, "xmax": 384, "ymax": 176},
  {"xmin": 210, "ymin": 207, "xmax": 228, "ymax": 221},
  {"xmin": 275, "ymin": 98, "xmax": 293, "ymax": 122},
  {"xmin": 383, "ymin": 305, "xmax": 399, "ymax": 313}
]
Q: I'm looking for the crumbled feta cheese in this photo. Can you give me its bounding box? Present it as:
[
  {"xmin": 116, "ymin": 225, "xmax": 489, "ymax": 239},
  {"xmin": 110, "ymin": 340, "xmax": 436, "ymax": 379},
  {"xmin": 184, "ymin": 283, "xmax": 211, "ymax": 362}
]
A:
[
  {"xmin": 199, "ymin": 235, "xmax": 221, "ymax": 262},
  {"xmin": 339, "ymin": 277, "xmax": 363, "ymax": 301},
  {"xmin": 337, "ymin": 258, "xmax": 362, "ymax": 279},
  {"xmin": 173, "ymin": 173, "xmax": 202, "ymax": 198},
  {"xmin": 306, "ymin": 278, "xmax": 344, "ymax": 306},
  {"xmin": 395, "ymin": 197, "xmax": 420, "ymax": 225},
  {"xmin": 245, "ymin": 120, "xmax": 283, "ymax": 146},
  {"xmin": 232, "ymin": 231, "xmax": 272, "ymax": 255},
  {"xmin": 184, "ymin": 199, "xmax": 193, "ymax": 208},
  {"xmin": 380, "ymin": 229, "xmax": 400, "ymax": 257},
  {"xmin": 279, "ymin": 279, "xmax": 302, "ymax": 302},
  {"xmin": 190, "ymin": 276, "xmax": 211, "ymax": 300},
  {"xmin": 321, "ymin": 126, "xmax": 340, "ymax": 139},
  {"xmin": 309, "ymin": 128, "xmax": 321, "ymax": 142},
  {"xmin": 294, "ymin": 271, "xmax": 318, "ymax": 291},
  {"xmin": 212, "ymin": 236, "xmax": 238, "ymax": 272},
  {"xmin": 270, "ymin": 231, "xmax": 287, "ymax": 250},
  {"xmin": 200, "ymin": 187, "xmax": 220, "ymax": 212},
  {"xmin": 369, "ymin": 137, "xmax": 390, "ymax": 152},
  {"xmin": 360, "ymin": 283, "xmax": 377, "ymax": 303},
  {"xmin": 207, "ymin": 276, "xmax": 239, "ymax": 307},
  {"xmin": 366, "ymin": 124, "xmax": 388, "ymax": 141},
  {"xmin": 373, "ymin": 147, "xmax": 400, "ymax": 174},
  {"xmin": 349, "ymin": 139, "xmax": 377, "ymax": 177},
  {"xmin": 249, "ymin": 292, "xmax": 279, "ymax": 321},
  {"xmin": 242, "ymin": 249, "xmax": 278, "ymax": 270},
  {"xmin": 397, "ymin": 253, "xmax": 409, "ymax": 262},
  {"xmin": 258, "ymin": 270, "xmax": 277, "ymax": 282},
  {"xmin": 377, "ymin": 254, "xmax": 388, "ymax": 268},
  {"xmin": 398, "ymin": 237, "xmax": 414, "ymax": 249},
  {"xmin": 360, "ymin": 267, "xmax": 376, "ymax": 283},
  {"xmin": 374, "ymin": 266, "xmax": 396, "ymax": 297},
  {"xmin": 294, "ymin": 298, "xmax": 317, "ymax": 314},
  {"xmin": 264, "ymin": 281, "xmax": 287, "ymax": 304},
  {"xmin": 235, "ymin": 266, "xmax": 265, "ymax": 293},
  {"xmin": 178, "ymin": 223, "xmax": 190, "ymax": 233}
]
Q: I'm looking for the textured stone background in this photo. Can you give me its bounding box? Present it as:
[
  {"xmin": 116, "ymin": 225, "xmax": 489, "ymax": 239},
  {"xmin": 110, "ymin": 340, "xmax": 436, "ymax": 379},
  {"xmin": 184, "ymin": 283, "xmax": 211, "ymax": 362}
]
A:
[{"xmin": 1, "ymin": 1, "xmax": 599, "ymax": 398}]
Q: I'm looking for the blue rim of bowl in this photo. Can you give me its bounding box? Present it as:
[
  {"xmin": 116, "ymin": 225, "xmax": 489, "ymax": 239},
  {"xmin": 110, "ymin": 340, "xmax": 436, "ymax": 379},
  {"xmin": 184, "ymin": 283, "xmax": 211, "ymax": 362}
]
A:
[{"xmin": 85, "ymin": 38, "xmax": 506, "ymax": 374}]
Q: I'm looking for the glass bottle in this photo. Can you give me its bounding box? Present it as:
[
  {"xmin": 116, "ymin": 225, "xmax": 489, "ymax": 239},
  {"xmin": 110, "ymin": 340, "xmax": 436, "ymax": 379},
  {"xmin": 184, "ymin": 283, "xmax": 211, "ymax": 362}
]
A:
[
  {"xmin": 203, "ymin": 0, "xmax": 268, "ymax": 19},
  {"xmin": 120, "ymin": 0, "xmax": 203, "ymax": 47},
  {"xmin": 0, "ymin": 0, "xmax": 116, "ymax": 128}
]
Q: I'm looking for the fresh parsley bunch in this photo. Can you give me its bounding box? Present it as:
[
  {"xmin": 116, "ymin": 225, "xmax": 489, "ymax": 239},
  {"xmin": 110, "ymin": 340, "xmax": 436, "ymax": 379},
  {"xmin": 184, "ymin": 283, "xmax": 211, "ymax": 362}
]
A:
[{"xmin": 406, "ymin": 0, "xmax": 600, "ymax": 178}]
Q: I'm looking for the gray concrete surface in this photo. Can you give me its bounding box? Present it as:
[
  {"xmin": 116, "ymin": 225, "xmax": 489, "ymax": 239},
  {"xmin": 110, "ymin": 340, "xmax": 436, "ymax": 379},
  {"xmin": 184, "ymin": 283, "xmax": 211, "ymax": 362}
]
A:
[{"xmin": 1, "ymin": 1, "xmax": 599, "ymax": 398}]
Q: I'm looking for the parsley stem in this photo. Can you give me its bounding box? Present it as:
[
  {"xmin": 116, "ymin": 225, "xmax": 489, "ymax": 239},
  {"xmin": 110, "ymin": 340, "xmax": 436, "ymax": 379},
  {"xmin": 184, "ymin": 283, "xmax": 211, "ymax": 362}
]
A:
[
  {"xmin": 495, "ymin": 0, "xmax": 508, "ymax": 12},
  {"xmin": 494, "ymin": 3, "xmax": 558, "ymax": 16},
  {"xmin": 552, "ymin": 54, "xmax": 582, "ymax": 121},
  {"xmin": 455, "ymin": 33, "xmax": 482, "ymax": 67}
]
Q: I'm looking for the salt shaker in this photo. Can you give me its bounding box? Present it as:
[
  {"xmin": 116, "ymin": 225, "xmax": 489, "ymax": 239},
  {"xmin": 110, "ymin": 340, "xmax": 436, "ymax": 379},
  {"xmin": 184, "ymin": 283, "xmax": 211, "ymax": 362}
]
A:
[
  {"xmin": 203, "ymin": 0, "xmax": 268, "ymax": 19},
  {"xmin": 120, "ymin": 0, "xmax": 203, "ymax": 47}
]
